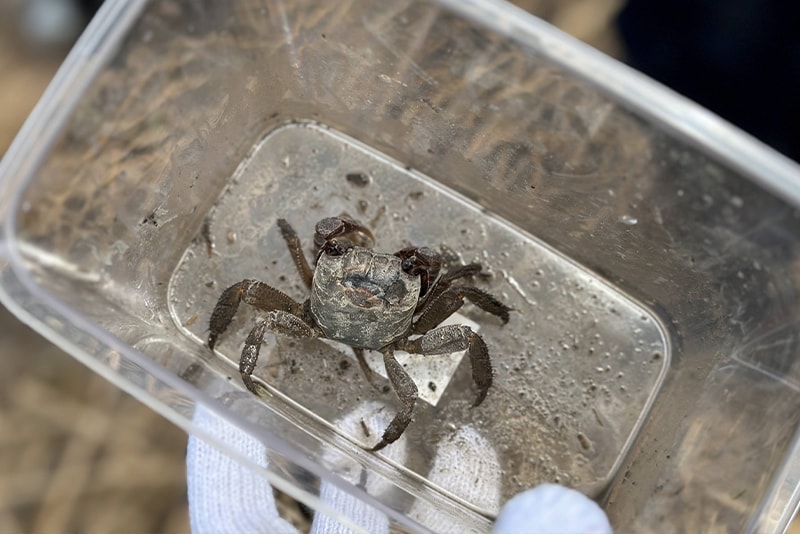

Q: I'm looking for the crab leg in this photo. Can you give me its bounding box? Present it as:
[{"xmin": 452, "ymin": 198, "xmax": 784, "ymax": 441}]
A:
[
  {"xmin": 351, "ymin": 347, "xmax": 377, "ymax": 385},
  {"xmin": 314, "ymin": 216, "xmax": 375, "ymax": 248},
  {"xmin": 208, "ymin": 280, "xmax": 303, "ymax": 349},
  {"xmin": 240, "ymin": 310, "xmax": 319, "ymax": 394},
  {"xmin": 397, "ymin": 324, "xmax": 493, "ymax": 407},
  {"xmin": 370, "ymin": 349, "xmax": 418, "ymax": 451},
  {"xmin": 277, "ymin": 218, "xmax": 314, "ymax": 288},
  {"xmin": 412, "ymin": 286, "xmax": 511, "ymax": 334},
  {"xmin": 240, "ymin": 319, "xmax": 268, "ymax": 393}
]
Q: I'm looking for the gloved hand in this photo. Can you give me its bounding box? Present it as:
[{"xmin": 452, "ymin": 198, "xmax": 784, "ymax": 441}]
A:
[{"xmin": 187, "ymin": 404, "xmax": 611, "ymax": 534}]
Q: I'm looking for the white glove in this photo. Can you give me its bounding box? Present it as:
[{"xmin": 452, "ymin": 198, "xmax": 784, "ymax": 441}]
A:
[{"xmin": 187, "ymin": 404, "xmax": 611, "ymax": 534}]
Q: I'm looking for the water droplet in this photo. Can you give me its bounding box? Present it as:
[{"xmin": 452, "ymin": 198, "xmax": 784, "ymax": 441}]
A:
[
  {"xmin": 730, "ymin": 195, "xmax": 744, "ymax": 208},
  {"xmin": 619, "ymin": 214, "xmax": 638, "ymax": 225}
]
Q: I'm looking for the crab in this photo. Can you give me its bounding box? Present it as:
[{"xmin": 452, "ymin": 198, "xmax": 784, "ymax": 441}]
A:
[{"xmin": 208, "ymin": 216, "xmax": 511, "ymax": 450}]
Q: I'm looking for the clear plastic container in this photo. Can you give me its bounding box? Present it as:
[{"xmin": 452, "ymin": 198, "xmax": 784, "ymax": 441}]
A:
[{"xmin": 2, "ymin": 0, "xmax": 800, "ymax": 531}]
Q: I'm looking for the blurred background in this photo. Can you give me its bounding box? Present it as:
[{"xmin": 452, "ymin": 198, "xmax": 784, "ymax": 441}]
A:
[{"xmin": 0, "ymin": 0, "xmax": 797, "ymax": 532}]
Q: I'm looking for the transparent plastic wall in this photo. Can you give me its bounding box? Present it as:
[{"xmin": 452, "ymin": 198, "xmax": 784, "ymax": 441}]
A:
[{"xmin": 1, "ymin": 0, "xmax": 800, "ymax": 532}]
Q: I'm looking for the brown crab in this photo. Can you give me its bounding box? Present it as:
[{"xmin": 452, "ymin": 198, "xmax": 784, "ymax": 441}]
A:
[{"xmin": 208, "ymin": 216, "xmax": 511, "ymax": 450}]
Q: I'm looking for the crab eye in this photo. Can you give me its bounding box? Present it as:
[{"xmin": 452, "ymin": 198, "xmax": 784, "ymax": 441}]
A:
[
  {"xmin": 401, "ymin": 257, "xmax": 418, "ymax": 273},
  {"xmin": 317, "ymin": 240, "xmax": 349, "ymax": 262}
]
